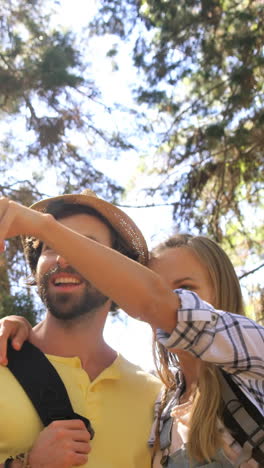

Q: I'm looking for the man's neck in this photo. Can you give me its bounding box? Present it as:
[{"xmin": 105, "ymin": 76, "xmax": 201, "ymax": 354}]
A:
[{"xmin": 30, "ymin": 308, "xmax": 117, "ymax": 381}]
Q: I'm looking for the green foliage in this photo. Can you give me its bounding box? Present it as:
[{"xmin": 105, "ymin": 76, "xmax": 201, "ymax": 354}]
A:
[
  {"xmin": 0, "ymin": 245, "xmax": 38, "ymax": 324},
  {"xmin": 91, "ymin": 0, "xmax": 264, "ymax": 246},
  {"xmin": 0, "ymin": 0, "xmax": 124, "ymax": 199},
  {"xmin": 90, "ymin": 0, "xmax": 264, "ymax": 318},
  {"xmin": 1, "ymin": 0, "xmax": 263, "ymax": 321},
  {"xmin": 244, "ymin": 285, "xmax": 264, "ymax": 326},
  {"xmin": 0, "ymin": 0, "xmax": 127, "ymax": 307},
  {"xmin": 0, "ymin": 290, "xmax": 38, "ymax": 325},
  {"xmin": 39, "ymin": 32, "xmax": 83, "ymax": 90}
]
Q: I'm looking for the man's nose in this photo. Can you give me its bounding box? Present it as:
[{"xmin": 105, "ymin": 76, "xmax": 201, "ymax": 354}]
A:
[{"xmin": 56, "ymin": 254, "xmax": 69, "ymax": 268}]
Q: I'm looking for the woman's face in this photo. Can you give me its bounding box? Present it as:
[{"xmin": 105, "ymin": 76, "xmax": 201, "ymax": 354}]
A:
[{"xmin": 149, "ymin": 246, "xmax": 215, "ymax": 306}]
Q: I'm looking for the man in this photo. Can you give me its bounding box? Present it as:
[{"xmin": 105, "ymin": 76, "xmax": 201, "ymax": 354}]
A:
[{"xmin": 0, "ymin": 190, "xmax": 161, "ymax": 468}]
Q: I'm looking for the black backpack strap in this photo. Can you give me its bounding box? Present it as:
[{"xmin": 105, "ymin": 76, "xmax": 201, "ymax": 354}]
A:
[
  {"xmin": 7, "ymin": 340, "xmax": 94, "ymax": 439},
  {"xmin": 219, "ymin": 369, "xmax": 264, "ymax": 464}
]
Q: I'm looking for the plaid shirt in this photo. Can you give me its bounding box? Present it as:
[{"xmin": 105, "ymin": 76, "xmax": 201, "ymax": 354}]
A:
[
  {"xmin": 156, "ymin": 289, "xmax": 264, "ymax": 414},
  {"xmin": 149, "ymin": 289, "xmax": 264, "ymax": 455}
]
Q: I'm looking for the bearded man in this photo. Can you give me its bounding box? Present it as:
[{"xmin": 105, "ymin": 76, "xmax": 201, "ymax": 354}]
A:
[{"xmin": 0, "ymin": 190, "xmax": 161, "ymax": 468}]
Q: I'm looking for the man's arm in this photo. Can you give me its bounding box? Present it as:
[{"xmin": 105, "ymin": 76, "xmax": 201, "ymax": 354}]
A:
[{"xmin": 1, "ymin": 420, "xmax": 91, "ymax": 468}]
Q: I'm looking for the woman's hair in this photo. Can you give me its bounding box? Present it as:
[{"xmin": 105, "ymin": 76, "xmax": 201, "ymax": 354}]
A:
[
  {"xmin": 151, "ymin": 233, "xmax": 245, "ymax": 462},
  {"xmin": 151, "ymin": 233, "xmax": 244, "ymax": 314}
]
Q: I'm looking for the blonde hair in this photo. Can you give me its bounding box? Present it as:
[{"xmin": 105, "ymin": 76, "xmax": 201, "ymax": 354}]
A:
[{"xmin": 151, "ymin": 234, "xmax": 245, "ymax": 462}]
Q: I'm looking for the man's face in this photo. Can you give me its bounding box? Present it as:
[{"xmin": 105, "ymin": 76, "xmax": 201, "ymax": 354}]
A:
[{"xmin": 36, "ymin": 213, "xmax": 113, "ymax": 321}]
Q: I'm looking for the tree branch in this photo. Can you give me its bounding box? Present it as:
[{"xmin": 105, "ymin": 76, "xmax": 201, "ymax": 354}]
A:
[{"xmin": 239, "ymin": 263, "xmax": 264, "ymax": 280}]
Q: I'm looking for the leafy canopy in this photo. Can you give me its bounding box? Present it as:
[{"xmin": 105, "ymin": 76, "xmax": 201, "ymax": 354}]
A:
[{"xmin": 91, "ymin": 0, "xmax": 264, "ymax": 253}]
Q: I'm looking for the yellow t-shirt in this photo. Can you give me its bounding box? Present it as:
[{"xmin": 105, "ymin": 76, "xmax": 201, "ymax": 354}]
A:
[{"xmin": 0, "ymin": 353, "xmax": 161, "ymax": 467}]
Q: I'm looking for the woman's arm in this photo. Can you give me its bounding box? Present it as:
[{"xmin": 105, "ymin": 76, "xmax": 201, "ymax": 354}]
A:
[
  {"xmin": 157, "ymin": 289, "xmax": 264, "ymax": 412},
  {"xmin": 158, "ymin": 289, "xmax": 264, "ymax": 375},
  {"xmin": 0, "ymin": 197, "xmax": 179, "ymax": 332},
  {"xmin": 0, "ymin": 316, "xmax": 32, "ymax": 365}
]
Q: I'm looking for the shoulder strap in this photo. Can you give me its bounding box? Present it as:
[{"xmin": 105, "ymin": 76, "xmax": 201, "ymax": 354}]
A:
[
  {"xmin": 7, "ymin": 340, "xmax": 94, "ymax": 439},
  {"xmin": 219, "ymin": 369, "xmax": 264, "ymax": 464}
]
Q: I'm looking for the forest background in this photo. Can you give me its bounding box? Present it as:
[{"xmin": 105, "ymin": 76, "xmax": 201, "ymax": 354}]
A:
[{"xmin": 0, "ymin": 0, "xmax": 263, "ymax": 366}]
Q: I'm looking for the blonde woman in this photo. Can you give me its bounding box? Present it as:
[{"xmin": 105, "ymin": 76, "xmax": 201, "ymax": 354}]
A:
[
  {"xmin": 0, "ymin": 195, "xmax": 263, "ymax": 467},
  {"xmin": 148, "ymin": 234, "xmax": 263, "ymax": 467}
]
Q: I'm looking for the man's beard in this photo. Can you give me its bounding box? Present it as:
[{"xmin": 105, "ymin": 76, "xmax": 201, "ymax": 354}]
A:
[{"xmin": 38, "ymin": 265, "xmax": 109, "ymax": 321}]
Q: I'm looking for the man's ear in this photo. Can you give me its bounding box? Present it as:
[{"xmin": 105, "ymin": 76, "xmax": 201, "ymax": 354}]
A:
[{"xmin": 24, "ymin": 275, "xmax": 37, "ymax": 287}]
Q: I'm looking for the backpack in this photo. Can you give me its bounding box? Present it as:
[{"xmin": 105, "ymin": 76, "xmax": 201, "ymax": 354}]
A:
[
  {"xmin": 7, "ymin": 340, "xmax": 94, "ymax": 438},
  {"xmin": 219, "ymin": 369, "xmax": 264, "ymax": 465},
  {"xmin": 157, "ymin": 369, "xmax": 264, "ymax": 466}
]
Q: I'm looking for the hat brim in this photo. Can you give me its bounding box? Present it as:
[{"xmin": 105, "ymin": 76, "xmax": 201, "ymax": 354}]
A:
[{"xmin": 29, "ymin": 193, "xmax": 148, "ymax": 265}]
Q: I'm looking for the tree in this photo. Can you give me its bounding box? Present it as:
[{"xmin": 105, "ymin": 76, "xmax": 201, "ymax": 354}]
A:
[
  {"xmin": 0, "ymin": 236, "xmax": 38, "ymax": 324},
  {"xmin": 0, "ymin": 0, "xmax": 127, "ymax": 200},
  {"xmin": 88, "ymin": 0, "xmax": 264, "ymax": 322},
  {"xmin": 90, "ymin": 0, "xmax": 264, "ymax": 312},
  {"xmin": 1, "ymin": 0, "xmax": 263, "ymax": 322},
  {"xmin": 91, "ymin": 0, "xmax": 264, "ymax": 241},
  {"xmin": 0, "ymin": 0, "xmax": 128, "ymax": 318}
]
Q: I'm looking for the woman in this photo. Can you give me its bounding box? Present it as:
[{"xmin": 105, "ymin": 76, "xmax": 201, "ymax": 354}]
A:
[
  {"xmin": 147, "ymin": 234, "xmax": 263, "ymax": 467},
  {"xmin": 0, "ymin": 199, "xmax": 263, "ymax": 466}
]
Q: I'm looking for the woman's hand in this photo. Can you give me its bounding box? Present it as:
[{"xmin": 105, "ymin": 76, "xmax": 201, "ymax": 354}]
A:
[
  {"xmin": 0, "ymin": 196, "xmax": 48, "ymax": 240},
  {"xmin": 28, "ymin": 419, "xmax": 92, "ymax": 468},
  {"xmin": 0, "ymin": 315, "xmax": 31, "ymax": 365}
]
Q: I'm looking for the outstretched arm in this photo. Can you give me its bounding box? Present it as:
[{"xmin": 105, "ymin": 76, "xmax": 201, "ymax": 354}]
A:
[{"xmin": 0, "ymin": 197, "xmax": 179, "ymax": 332}]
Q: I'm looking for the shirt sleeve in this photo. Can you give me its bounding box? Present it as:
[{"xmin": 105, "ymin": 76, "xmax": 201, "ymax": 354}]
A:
[
  {"xmin": 156, "ymin": 289, "xmax": 264, "ymax": 377},
  {"xmin": 156, "ymin": 289, "xmax": 264, "ymax": 413}
]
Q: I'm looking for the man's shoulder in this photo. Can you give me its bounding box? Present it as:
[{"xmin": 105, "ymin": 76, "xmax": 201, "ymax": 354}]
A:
[{"xmin": 117, "ymin": 354, "xmax": 161, "ymax": 388}]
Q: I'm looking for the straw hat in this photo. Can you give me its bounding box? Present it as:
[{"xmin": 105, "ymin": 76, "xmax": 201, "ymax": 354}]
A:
[{"xmin": 28, "ymin": 189, "xmax": 148, "ymax": 265}]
